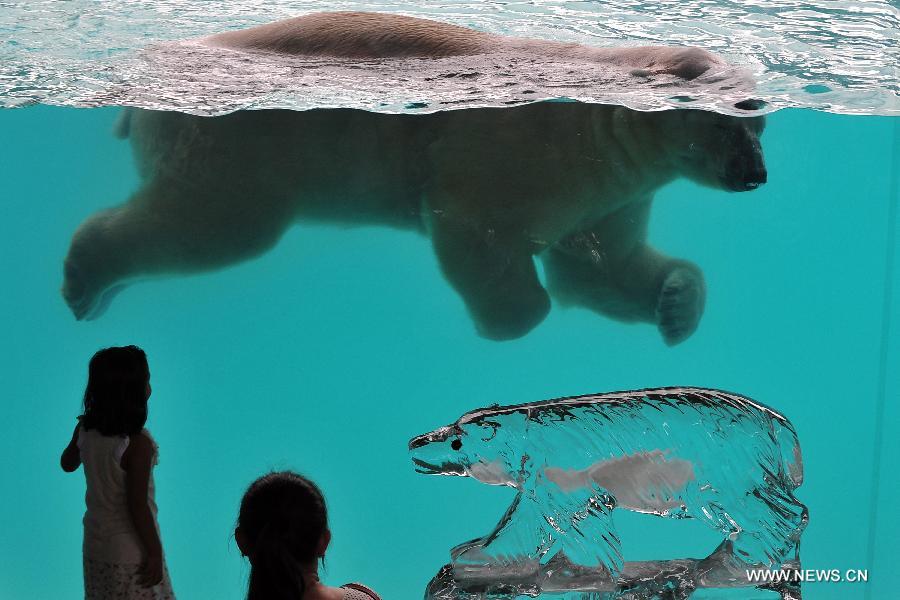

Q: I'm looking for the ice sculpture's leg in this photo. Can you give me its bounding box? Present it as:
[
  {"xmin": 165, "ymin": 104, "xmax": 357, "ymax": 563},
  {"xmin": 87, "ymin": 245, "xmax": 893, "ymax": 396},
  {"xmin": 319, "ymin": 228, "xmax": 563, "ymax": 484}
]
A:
[
  {"xmin": 696, "ymin": 487, "xmax": 806, "ymax": 569},
  {"xmin": 451, "ymin": 483, "xmax": 622, "ymax": 577},
  {"xmin": 449, "ymin": 476, "xmax": 622, "ymax": 574},
  {"xmin": 731, "ymin": 487, "xmax": 807, "ymax": 568},
  {"xmin": 63, "ymin": 176, "xmax": 292, "ymax": 319},
  {"xmin": 452, "ymin": 491, "xmax": 554, "ymax": 568},
  {"xmin": 536, "ymin": 483, "xmax": 623, "ymax": 575},
  {"xmin": 426, "ymin": 208, "xmax": 550, "ymax": 341},
  {"xmin": 543, "ymin": 199, "xmax": 705, "ymax": 345}
]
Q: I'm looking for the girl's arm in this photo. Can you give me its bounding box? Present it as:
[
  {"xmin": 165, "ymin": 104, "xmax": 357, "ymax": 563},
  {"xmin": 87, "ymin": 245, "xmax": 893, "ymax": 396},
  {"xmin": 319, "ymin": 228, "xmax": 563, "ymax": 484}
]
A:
[
  {"xmin": 60, "ymin": 422, "xmax": 82, "ymax": 472},
  {"xmin": 122, "ymin": 432, "xmax": 164, "ymax": 587}
]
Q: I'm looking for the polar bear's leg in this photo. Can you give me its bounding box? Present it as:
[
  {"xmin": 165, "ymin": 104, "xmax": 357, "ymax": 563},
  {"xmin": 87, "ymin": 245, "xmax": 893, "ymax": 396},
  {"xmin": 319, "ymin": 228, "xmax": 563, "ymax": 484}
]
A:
[
  {"xmin": 428, "ymin": 212, "xmax": 551, "ymax": 341},
  {"xmin": 63, "ymin": 177, "xmax": 293, "ymax": 319},
  {"xmin": 543, "ymin": 200, "xmax": 706, "ymax": 345}
]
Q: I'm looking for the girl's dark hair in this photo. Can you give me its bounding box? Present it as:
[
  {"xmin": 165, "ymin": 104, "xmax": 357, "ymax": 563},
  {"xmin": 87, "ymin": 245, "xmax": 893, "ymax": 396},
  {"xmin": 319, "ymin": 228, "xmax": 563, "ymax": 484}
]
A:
[
  {"xmin": 80, "ymin": 345, "xmax": 149, "ymax": 436},
  {"xmin": 239, "ymin": 471, "xmax": 328, "ymax": 600}
]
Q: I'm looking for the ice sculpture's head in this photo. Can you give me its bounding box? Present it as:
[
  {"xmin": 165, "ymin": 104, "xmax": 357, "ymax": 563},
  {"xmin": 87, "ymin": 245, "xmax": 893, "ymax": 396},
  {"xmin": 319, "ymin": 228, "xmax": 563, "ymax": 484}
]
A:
[
  {"xmin": 80, "ymin": 345, "xmax": 151, "ymax": 436},
  {"xmin": 652, "ymin": 100, "xmax": 767, "ymax": 192},
  {"xmin": 410, "ymin": 415, "xmax": 519, "ymax": 485},
  {"xmin": 235, "ymin": 471, "xmax": 331, "ymax": 597}
]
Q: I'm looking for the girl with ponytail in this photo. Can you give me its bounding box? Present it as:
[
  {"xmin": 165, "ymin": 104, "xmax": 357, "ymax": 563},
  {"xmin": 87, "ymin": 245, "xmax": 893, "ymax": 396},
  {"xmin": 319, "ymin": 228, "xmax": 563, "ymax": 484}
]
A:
[{"xmin": 236, "ymin": 471, "xmax": 381, "ymax": 600}]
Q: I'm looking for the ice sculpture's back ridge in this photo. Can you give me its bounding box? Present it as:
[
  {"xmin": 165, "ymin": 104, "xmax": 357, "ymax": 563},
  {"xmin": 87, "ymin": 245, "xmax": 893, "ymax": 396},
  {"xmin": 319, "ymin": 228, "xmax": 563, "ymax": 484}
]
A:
[{"xmin": 459, "ymin": 386, "xmax": 792, "ymax": 427}]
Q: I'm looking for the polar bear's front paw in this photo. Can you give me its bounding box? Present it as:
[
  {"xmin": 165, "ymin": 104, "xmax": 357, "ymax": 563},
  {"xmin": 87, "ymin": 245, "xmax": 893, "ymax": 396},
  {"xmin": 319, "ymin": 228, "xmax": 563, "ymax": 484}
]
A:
[{"xmin": 656, "ymin": 266, "xmax": 706, "ymax": 346}]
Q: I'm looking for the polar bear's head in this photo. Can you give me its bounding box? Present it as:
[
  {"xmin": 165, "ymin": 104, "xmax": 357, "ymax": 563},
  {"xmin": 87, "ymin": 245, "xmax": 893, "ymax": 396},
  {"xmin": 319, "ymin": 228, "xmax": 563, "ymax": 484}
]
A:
[{"xmin": 653, "ymin": 101, "xmax": 767, "ymax": 192}]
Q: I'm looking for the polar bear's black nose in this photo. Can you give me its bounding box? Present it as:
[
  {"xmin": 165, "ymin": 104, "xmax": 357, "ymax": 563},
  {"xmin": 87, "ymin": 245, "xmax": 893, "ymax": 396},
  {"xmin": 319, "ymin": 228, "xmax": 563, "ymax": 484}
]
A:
[
  {"xmin": 726, "ymin": 155, "xmax": 767, "ymax": 191},
  {"xmin": 743, "ymin": 166, "xmax": 767, "ymax": 189}
]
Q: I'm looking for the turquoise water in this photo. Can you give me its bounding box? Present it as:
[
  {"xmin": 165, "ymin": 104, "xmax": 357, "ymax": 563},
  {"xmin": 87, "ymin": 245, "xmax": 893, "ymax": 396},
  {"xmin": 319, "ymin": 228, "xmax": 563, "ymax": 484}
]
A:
[{"xmin": 0, "ymin": 105, "xmax": 896, "ymax": 599}]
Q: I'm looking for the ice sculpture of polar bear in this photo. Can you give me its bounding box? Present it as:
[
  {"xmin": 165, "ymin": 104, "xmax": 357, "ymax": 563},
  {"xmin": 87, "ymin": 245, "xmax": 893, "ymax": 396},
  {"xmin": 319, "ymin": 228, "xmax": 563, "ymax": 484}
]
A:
[{"xmin": 410, "ymin": 387, "xmax": 806, "ymax": 597}]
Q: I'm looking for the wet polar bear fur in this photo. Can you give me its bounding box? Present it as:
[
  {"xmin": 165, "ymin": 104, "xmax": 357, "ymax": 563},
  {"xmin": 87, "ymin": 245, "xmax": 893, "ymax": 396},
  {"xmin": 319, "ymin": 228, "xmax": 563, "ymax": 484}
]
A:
[{"xmin": 63, "ymin": 12, "xmax": 767, "ymax": 344}]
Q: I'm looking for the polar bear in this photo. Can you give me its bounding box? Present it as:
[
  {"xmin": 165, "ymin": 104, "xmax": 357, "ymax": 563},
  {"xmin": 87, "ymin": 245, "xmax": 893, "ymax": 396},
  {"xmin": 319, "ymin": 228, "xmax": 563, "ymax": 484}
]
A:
[{"xmin": 62, "ymin": 13, "xmax": 767, "ymax": 344}]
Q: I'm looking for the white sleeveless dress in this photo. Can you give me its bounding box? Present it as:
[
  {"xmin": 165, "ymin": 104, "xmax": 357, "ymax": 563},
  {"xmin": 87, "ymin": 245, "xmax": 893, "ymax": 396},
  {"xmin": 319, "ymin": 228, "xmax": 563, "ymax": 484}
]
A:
[{"xmin": 78, "ymin": 427, "xmax": 175, "ymax": 599}]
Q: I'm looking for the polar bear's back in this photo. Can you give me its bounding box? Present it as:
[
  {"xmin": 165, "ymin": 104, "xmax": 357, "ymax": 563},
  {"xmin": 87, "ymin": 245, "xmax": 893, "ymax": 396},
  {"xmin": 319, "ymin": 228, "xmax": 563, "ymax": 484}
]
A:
[
  {"xmin": 203, "ymin": 11, "xmax": 496, "ymax": 59},
  {"xmin": 199, "ymin": 12, "xmax": 731, "ymax": 83}
]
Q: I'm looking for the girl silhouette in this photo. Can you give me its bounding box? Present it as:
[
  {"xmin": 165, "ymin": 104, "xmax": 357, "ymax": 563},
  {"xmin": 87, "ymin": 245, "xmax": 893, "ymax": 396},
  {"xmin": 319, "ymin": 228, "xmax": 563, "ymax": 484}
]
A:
[{"xmin": 61, "ymin": 345, "xmax": 175, "ymax": 599}]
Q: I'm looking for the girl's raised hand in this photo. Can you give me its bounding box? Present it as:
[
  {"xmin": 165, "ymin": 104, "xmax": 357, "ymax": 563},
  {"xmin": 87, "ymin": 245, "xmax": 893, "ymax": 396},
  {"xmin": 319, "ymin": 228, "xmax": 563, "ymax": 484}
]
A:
[{"xmin": 60, "ymin": 421, "xmax": 82, "ymax": 472}]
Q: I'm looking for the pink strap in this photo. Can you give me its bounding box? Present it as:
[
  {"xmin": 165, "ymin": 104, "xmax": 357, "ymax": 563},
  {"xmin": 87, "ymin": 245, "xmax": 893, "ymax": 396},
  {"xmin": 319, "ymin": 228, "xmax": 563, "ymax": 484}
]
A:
[{"xmin": 343, "ymin": 583, "xmax": 381, "ymax": 599}]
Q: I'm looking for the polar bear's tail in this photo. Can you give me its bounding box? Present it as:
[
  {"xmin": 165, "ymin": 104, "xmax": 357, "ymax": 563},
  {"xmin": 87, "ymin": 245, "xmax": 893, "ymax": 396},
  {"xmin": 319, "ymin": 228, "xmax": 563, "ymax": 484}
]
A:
[{"xmin": 113, "ymin": 108, "xmax": 132, "ymax": 139}]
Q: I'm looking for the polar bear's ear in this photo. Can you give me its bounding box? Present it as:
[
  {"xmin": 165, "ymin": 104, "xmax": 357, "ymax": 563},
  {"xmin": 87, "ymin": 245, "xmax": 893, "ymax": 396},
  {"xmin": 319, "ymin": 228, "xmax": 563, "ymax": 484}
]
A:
[{"xmin": 734, "ymin": 99, "xmax": 767, "ymax": 111}]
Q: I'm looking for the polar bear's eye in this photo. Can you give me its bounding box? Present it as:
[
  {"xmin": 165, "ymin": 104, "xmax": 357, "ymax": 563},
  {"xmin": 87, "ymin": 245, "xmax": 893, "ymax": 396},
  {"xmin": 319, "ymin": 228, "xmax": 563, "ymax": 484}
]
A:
[{"xmin": 451, "ymin": 439, "xmax": 463, "ymax": 451}]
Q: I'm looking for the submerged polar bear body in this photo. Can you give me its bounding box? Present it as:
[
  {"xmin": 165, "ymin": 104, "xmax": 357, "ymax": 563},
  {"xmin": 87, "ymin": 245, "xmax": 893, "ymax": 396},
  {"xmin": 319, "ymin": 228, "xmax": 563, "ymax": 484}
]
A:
[{"xmin": 62, "ymin": 13, "xmax": 767, "ymax": 343}]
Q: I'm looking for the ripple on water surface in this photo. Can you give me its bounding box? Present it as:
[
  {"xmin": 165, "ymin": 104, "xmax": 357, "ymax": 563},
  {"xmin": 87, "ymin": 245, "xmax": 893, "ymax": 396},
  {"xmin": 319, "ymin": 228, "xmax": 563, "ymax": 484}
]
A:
[{"xmin": 0, "ymin": 0, "xmax": 897, "ymax": 115}]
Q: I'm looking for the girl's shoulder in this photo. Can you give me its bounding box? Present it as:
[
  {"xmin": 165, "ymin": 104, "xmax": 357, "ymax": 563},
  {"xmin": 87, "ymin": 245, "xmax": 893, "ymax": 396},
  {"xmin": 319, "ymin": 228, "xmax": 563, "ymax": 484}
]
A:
[
  {"xmin": 138, "ymin": 428, "xmax": 158, "ymax": 447},
  {"xmin": 77, "ymin": 426, "xmax": 152, "ymax": 442},
  {"xmin": 340, "ymin": 583, "xmax": 381, "ymax": 600},
  {"xmin": 77, "ymin": 426, "xmax": 126, "ymax": 445},
  {"xmin": 77, "ymin": 427, "xmax": 158, "ymax": 462},
  {"xmin": 77, "ymin": 427, "xmax": 131, "ymax": 466}
]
